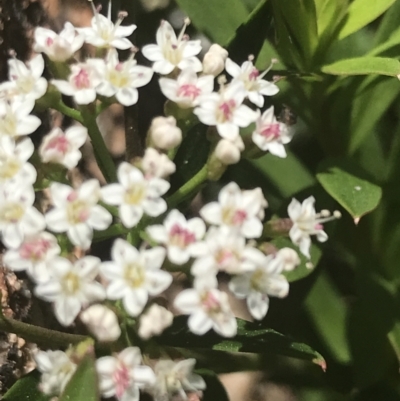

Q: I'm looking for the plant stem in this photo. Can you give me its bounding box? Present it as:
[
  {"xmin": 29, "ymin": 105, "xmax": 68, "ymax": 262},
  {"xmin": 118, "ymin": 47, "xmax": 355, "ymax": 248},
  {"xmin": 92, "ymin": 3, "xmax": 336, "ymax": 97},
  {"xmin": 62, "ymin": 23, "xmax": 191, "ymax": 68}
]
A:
[
  {"xmin": 80, "ymin": 106, "xmax": 117, "ymax": 183},
  {"xmin": 53, "ymin": 100, "xmax": 84, "ymax": 124},
  {"xmin": 0, "ymin": 316, "xmax": 87, "ymax": 348},
  {"xmin": 167, "ymin": 164, "xmax": 209, "ymax": 208}
]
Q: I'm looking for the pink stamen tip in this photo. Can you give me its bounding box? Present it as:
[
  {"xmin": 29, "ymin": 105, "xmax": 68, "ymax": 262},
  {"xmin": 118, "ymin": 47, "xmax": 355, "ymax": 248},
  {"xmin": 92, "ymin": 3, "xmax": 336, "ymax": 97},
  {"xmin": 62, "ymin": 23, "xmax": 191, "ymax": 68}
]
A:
[
  {"xmin": 169, "ymin": 224, "xmax": 196, "ymax": 247},
  {"xmin": 73, "ymin": 68, "xmax": 91, "ymax": 89},
  {"xmin": 46, "ymin": 37, "xmax": 54, "ymax": 46},
  {"xmin": 46, "ymin": 135, "xmax": 69, "ymax": 154},
  {"xmin": 219, "ymin": 99, "xmax": 236, "ymax": 120},
  {"xmin": 19, "ymin": 238, "xmax": 52, "ymax": 260},
  {"xmin": 315, "ymin": 223, "xmax": 324, "ymax": 230},
  {"xmin": 260, "ymin": 123, "xmax": 281, "ymax": 139},
  {"xmin": 67, "ymin": 191, "xmax": 78, "ymax": 202},
  {"xmin": 249, "ymin": 68, "xmax": 259, "ymax": 80},
  {"xmin": 233, "ymin": 210, "xmax": 247, "ymax": 225},
  {"xmin": 203, "ymin": 291, "xmax": 220, "ymax": 311},
  {"xmin": 177, "ymin": 84, "xmax": 201, "ymax": 99},
  {"xmin": 113, "ymin": 364, "xmax": 130, "ymax": 399}
]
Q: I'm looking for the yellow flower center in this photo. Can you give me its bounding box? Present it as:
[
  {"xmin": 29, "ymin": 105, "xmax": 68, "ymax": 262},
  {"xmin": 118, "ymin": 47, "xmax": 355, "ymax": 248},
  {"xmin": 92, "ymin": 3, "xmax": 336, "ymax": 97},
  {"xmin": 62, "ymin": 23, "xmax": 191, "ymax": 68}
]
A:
[
  {"xmin": 123, "ymin": 263, "xmax": 145, "ymax": 288},
  {"xmin": 0, "ymin": 202, "xmax": 24, "ymax": 223},
  {"xmin": 62, "ymin": 271, "xmax": 81, "ymax": 295},
  {"xmin": 124, "ymin": 184, "xmax": 146, "ymax": 206}
]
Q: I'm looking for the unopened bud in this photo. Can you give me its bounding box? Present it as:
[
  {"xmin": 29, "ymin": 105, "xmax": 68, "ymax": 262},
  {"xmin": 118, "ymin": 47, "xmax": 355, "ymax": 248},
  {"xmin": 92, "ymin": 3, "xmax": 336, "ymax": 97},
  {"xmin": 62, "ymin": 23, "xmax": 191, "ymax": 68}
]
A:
[
  {"xmin": 80, "ymin": 304, "xmax": 121, "ymax": 342},
  {"xmin": 142, "ymin": 147, "xmax": 176, "ymax": 178},
  {"xmin": 203, "ymin": 44, "xmax": 228, "ymax": 77},
  {"xmin": 215, "ymin": 137, "xmax": 244, "ymax": 165},
  {"xmin": 276, "ymin": 247, "xmax": 301, "ymax": 271},
  {"xmin": 150, "ymin": 116, "xmax": 182, "ymax": 150},
  {"xmin": 138, "ymin": 304, "xmax": 173, "ymax": 340}
]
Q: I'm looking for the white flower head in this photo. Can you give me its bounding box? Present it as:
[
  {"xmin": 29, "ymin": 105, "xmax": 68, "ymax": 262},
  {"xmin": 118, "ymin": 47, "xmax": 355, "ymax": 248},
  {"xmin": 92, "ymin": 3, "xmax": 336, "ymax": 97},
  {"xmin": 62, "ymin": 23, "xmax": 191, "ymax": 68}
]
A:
[
  {"xmin": 78, "ymin": 0, "xmax": 136, "ymax": 50},
  {"xmin": 191, "ymin": 227, "xmax": 257, "ymax": 276},
  {"xmin": 0, "ymin": 181, "xmax": 45, "ymax": 249},
  {"xmin": 288, "ymin": 196, "xmax": 340, "ymax": 258},
  {"xmin": 252, "ymin": 106, "xmax": 292, "ymax": 158},
  {"xmin": 34, "ymin": 22, "xmax": 84, "ymax": 62},
  {"xmin": 101, "ymin": 238, "xmax": 171, "ymax": 317},
  {"xmin": 142, "ymin": 19, "xmax": 202, "ymax": 75},
  {"xmin": 96, "ymin": 347, "xmax": 155, "ymax": 401},
  {"xmin": 151, "ymin": 359, "xmax": 206, "ymax": 401},
  {"xmin": 214, "ymin": 136, "xmax": 244, "ymax": 165},
  {"xmin": 52, "ymin": 62, "xmax": 102, "ymax": 105},
  {"xmin": 35, "ymin": 256, "xmax": 105, "ymax": 326},
  {"xmin": 141, "ymin": 147, "xmax": 176, "ymax": 179},
  {"xmin": 194, "ymin": 80, "xmax": 258, "ymax": 140},
  {"xmin": 225, "ymin": 57, "xmax": 279, "ymax": 107},
  {"xmin": 0, "ymin": 54, "xmax": 47, "ymax": 101},
  {"xmin": 101, "ymin": 162, "xmax": 170, "ymax": 228},
  {"xmin": 4, "ymin": 231, "xmax": 60, "ymax": 282},
  {"xmin": 39, "ymin": 126, "xmax": 88, "ymax": 169},
  {"xmin": 159, "ymin": 68, "xmax": 214, "ymax": 108},
  {"xmin": 138, "ymin": 304, "xmax": 173, "ymax": 339},
  {"xmin": 0, "ymin": 98, "xmax": 41, "ymax": 139},
  {"xmin": 45, "ymin": 180, "xmax": 112, "ymax": 250},
  {"xmin": 202, "ymin": 44, "xmax": 229, "ymax": 77},
  {"xmin": 150, "ymin": 116, "xmax": 182, "ymax": 150},
  {"xmin": 174, "ymin": 276, "xmax": 237, "ymax": 337},
  {"xmin": 200, "ymin": 182, "xmax": 266, "ymax": 238},
  {"xmin": 229, "ymin": 250, "xmax": 289, "ymax": 320},
  {"xmin": 146, "ymin": 209, "xmax": 206, "ymax": 265},
  {"xmin": 80, "ymin": 304, "xmax": 121, "ymax": 342},
  {"xmin": 35, "ymin": 349, "xmax": 77, "ymax": 395},
  {"xmin": 276, "ymin": 247, "xmax": 301, "ymax": 271},
  {"xmin": 95, "ymin": 48, "xmax": 153, "ymax": 106},
  {"xmin": 0, "ymin": 136, "xmax": 36, "ymax": 184}
]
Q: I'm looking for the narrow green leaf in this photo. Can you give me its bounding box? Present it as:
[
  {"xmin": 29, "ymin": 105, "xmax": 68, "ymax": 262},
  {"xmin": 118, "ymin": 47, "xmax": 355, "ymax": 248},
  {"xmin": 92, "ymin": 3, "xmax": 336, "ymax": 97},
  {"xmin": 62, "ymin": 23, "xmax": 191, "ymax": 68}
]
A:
[
  {"xmin": 374, "ymin": 0, "xmax": 400, "ymax": 46},
  {"xmin": 316, "ymin": 158, "xmax": 382, "ymax": 222},
  {"xmin": 338, "ymin": 0, "xmax": 396, "ymax": 40},
  {"xmin": 59, "ymin": 355, "xmax": 99, "ymax": 401},
  {"xmin": 321, "ymin": 57, "xmax": 400, "ymax": 76},
  {"xmin": 157, "ymin": 316, "xmax": 326, "ymax": 369},
  {"xmin": 3, "ymin": 370, "xmax": 50, "ymax": 401},
  {"xmin": 314, "ymin": 0, "xmax": 348, "ymax": 37}
]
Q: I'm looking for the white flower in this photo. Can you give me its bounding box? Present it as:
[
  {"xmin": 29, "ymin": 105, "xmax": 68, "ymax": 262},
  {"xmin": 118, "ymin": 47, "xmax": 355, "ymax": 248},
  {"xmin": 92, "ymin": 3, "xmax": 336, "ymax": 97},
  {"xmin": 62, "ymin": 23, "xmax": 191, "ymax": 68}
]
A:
[
  {"xmin": 34, "ymin": 256, "xmax": 105, "ymax": 326},
  {"xmin": 80, "ymin": 304, "xmax": 121, "ymax": 342},
  {"xmin": 214, "ymin": 136, "xmax": 244, "ymax": 165},
  {"xmin": 288, "ymin": 196, "xmax": 338, "ymax": 258},
  {"xmin": 150, "ymin": 116, "xmax": 182, "ymax": 150},
  {"xmin": 191, "ymin": 227, "xmax": 256, "ymax": 276},
  {"xmin": 34, "ymin": 22, "xmax": 84, "ymax": 62},
  {"xmin": 141, "ymin": 147, "xmax": 176, "ymax": 178},
  {"xmin": 252, "ymin": 106, "xmax": 292, "ymax": 157},
  {"xmin": 0, "ymin": 98, "xmax": 41, "ymax": 138},
  {"xmin": 159, "ymin": 68, "xmax": 214, "ymax": 108},
  {"xmin": 94, "ymin": 49, "xmax": 153, "ymax": 106},
  {"xmin": 0, "ymin": 54, "xmax": 47, "ymax": 100},
  {"xmin": 174, "ymin": 277, "xmax": 237, "ymax": 337},
  {"xmin": 202, "ymin": 44, "xmax": 228, "ymax": 77},
  {"xmin": 229, "ymin": 250, "xmax": 289, "ymax": 320},
  {"xmin": 194, "ymin": 80, "xmax": 258, "ymax": 140},
  {"xmin": 78, "ymin": 2, "xmax": 136, "ymax": 50},
  {"xmin": 146, "ymin": 209, "xmax": 206, "ymax": 265},
  {"xmin": 151, "ymin": 359, "xmax": 206, "ymax": 401},
  {"xmin": 142, "ymin": 19, "xmax": 202, "ymax": 75},
  {"xmin": 101, "ymin": 162, "xmax": 169, "ymax": 228},
  {"xmin": 0, "ymin": 181, "xmax": 45, "ymax": 249},
  {"xmin": 35, "ymin": 349, "xmax": 77, "ymax": 395},
  {"xmin": 138, "ymin": 304, "xmax": 173, "ymax": 339},
  {"xmin": 96, "ymin": 347, "xmax": 155, "ymax": 401},
  {"xmin": 0, "ymin": 136, "xmax": 36, "ymax": 184},
  {"xmin": 275, "ymin": 247, "xmax": 301, "ymax": 271},
  {"xmin": 225, "ymin": 58, "xmax": 279, "ymax": 107},
  {"xmin": 45, "ymin": 180, "xmax": 112, "ymax": 250},
  {"xmin": 3, "ymin": 231, "xmax": 60, "ymax": 282},
  {"xmin": 101, "ymin": 238, "xmax": 171, "ymax": 317},
  {"xmin": 52, "ymin": 62, "xmax": 102, "ymax": 105},
  {"xmin": 39, "ymin": 126, "xmax": 88, "ymax": 169},
  {"xmin": 200, "ymin": 182, "xmax": 265, "ymax": 238}
]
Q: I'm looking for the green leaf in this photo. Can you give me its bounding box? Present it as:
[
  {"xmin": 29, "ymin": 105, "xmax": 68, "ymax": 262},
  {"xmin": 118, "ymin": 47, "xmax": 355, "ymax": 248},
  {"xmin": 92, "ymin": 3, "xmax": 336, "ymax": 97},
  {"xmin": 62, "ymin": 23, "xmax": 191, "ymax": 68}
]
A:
[
  {"xmin": 316, "ymin": 158, "xmax": 382, "ymax": 222},
  {"xmin": 314, "ymin": 0, "xmax": 348, "ymax": 37},
  {"xmin": 321, "ymin": 57, "xmax": 400, "ymax": 76},
  {"xmin": 157, "ymin": 316, "xmax": 326, "ymax": 369},
  {"xmin": 175, "ymin": 0, "xmax": 249, "ymax": 45},
  {"xmin": 338, "ymin": 0, "xmax": 396, "ymax": 40},
  {"xmin": 3, "ymin": 370, "xmax": 50, "ymax": 401},
  {"xmin": 373, "ymin": 0, "xmax": 400, "ymax": 46},
  {"xmin": 271, "ymin": 237, "xmax": 322, "ymax": 282},
  {"xmin": 59, "ymin": 355, "xmax": 99, "ymax": 401}
]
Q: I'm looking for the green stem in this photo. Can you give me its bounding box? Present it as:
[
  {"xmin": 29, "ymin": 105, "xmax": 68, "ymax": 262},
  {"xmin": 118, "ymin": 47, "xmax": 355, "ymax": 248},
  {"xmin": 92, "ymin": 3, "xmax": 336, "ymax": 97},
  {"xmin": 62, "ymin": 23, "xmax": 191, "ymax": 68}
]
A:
[
  {"xmin": 0, "ymin": 316, "xmax": 87, "ymax": 348},
  {"xmin": 80, "ymin": 106, "xmax": 117, "ymax": 183},
  {"xmin": 52, "ymin": 100, "xmax": 84, "ymax": 124},
  {"xmin": 167, "ymin": 164, "xmax": 209, "ymax": 209}
]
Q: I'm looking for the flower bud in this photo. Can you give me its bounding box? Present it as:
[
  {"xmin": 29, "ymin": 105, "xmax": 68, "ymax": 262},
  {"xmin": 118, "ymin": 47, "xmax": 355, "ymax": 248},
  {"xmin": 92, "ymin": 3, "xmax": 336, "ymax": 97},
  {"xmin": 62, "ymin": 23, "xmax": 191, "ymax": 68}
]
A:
[
  {"xmin": 276, "ymin": 247, "xmax": 301, "ymax": 271},
  {"xmin": 203, "ymin": 44, "xmax": 228, "ymax": 76},
  {"xmin": 215, "ymin": 136, "xmax": 244, "ymax": 165},
  {"xmin": 80, "ymin": 304, "xmax": 121, "ymax": 342},
  {"xmin": 150, "ymin": 116, "xmax": 182, "ymax": 150},
  {"xmin": 141, "ymin": 147, "xmax": 176, "ymax": 178},
  {"xmin": 138, "ymin": 304, "xmax": 173, "ymax": 339}
]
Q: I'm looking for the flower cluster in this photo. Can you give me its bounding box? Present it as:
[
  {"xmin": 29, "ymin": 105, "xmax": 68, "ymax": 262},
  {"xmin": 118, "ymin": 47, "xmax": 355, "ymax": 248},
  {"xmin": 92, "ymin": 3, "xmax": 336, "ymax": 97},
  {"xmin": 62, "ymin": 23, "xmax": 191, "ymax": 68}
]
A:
[{"xmin": 0, "ymin": 3, "xmax": 340, "ymax": 401}]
